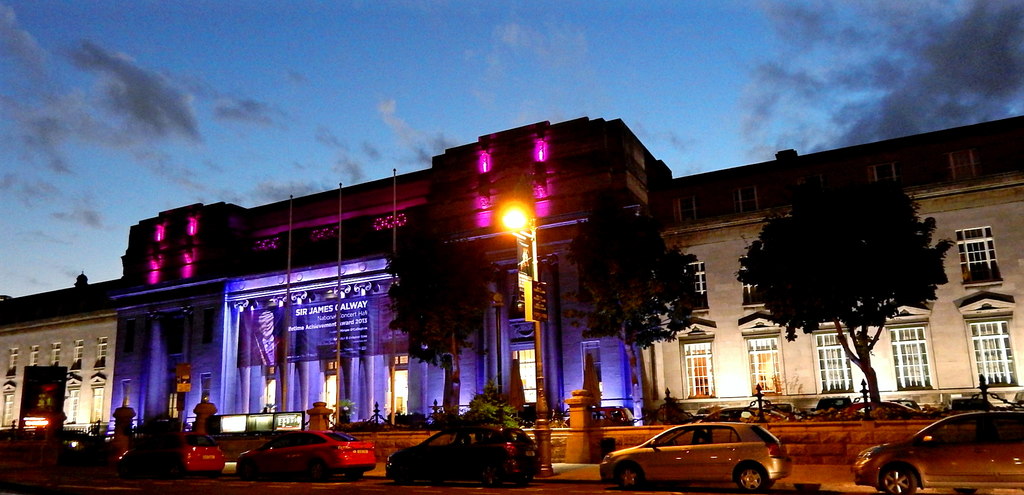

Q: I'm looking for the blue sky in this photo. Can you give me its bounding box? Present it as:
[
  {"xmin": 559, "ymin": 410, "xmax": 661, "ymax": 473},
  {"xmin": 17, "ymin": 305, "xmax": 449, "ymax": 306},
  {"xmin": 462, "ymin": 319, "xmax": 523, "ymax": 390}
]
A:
[{"xmin": 2, "ymin": 1, "xmax": 1023, "ymax": 298}]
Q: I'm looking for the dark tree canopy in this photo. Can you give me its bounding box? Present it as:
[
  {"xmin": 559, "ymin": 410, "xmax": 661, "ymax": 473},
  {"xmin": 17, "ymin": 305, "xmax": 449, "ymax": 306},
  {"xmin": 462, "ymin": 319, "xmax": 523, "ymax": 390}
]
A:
[
  {"xmin": 738, "ymin": 181, "xmax": 952, "ymax": 401},
  {"xmin": 568, "ymin": 194, "xmax": 698, "ymax": 348},
  {"xmin": 387, "ymin": 225, "xmax": 495, "ymax": 409}
]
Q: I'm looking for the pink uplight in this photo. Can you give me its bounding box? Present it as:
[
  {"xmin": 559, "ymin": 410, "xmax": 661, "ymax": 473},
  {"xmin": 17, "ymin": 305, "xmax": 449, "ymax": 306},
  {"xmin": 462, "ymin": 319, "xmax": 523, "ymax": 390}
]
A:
[
  {"xmin": 474, "ymin": 209, "xmax": 494, "ymax": 229},
  {"xmin": 534, "ymin": 140, "xmax": 548, "ymax": 162},
  {"xmin": 187, "ymin": 217, "xmax": 199, "ymax": 236},
  {"xmin": 535, "ymin": 199, "xmax": 552, "ymax": 219},
  {"xmin": 478, "ymin": 152, "xmax": 491, "ymax": 173},
  {"xmin": 154, "ymin": 224, "xmax": 166, "ymax": 242}
]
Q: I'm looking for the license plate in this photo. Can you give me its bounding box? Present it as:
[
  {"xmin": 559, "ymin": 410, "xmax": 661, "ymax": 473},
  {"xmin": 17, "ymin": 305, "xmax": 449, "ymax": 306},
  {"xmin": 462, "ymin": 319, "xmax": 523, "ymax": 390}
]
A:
[
  {"xmin": 202, "ymin": 455, "xmax": 215, "ymax": 459},
  {"xmin": 353, "ymin": 449, "xmax": 369, "ymax": 454}
]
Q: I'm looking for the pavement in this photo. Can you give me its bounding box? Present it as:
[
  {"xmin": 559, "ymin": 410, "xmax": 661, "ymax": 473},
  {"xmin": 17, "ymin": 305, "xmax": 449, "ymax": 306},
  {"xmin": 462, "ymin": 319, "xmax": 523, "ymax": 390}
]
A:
[{"xmin": 0, "ymin": 459, "xmax": 872, "ymax": 493}]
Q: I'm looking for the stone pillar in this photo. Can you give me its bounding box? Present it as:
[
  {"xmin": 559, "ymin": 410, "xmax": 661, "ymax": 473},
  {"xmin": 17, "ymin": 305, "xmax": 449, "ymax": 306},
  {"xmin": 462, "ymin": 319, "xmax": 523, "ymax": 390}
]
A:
[
  {"xmin": 307, "ymin": 401, "xmax": 334, "ymax": 431},
  {"xmin": 110, "ymin": 405, "xmax": 136, "ymax": 462},
  {"xmin": 563, "ymin": 389, "xmax": 597, "ymax": 463},
  {"xmin": 192, "ymin": 400, "xmax": 217, "ymax": 435}
]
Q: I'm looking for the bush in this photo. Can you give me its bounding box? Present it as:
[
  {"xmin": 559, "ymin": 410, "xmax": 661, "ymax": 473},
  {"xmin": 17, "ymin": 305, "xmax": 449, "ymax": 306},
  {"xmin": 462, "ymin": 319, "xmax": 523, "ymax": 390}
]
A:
[{"xmin": 461, "ymin": 381, "xmax": 520, "ymax": 428}]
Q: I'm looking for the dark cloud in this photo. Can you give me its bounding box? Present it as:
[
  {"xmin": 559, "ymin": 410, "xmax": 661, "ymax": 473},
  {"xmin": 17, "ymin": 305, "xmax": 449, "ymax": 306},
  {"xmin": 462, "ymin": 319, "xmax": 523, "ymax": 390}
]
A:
[
  {"xmin": 333, "ymin": 156, "xmax": 365, "ymax": 185},
  {"xmin": 69, "ymin": 40, "xmax": 201, "ymax": 141},
  {"xmin": 361, "ymin": 142, "xmax": 381, "ymax": 161},
  {"xmin": 315, "ymin": 125, "xmax": 345, "ymax": 148},
  {"xmin": 51, "ymin": 204, "xmax": 104, "ymax": 229},
  {"xmin": 747, "ymin": 1, "xmax": 1024, "ymax": 154},
  {"xmin": 249, "ymin": 180, "xmax": 333, "ymax": 205},
  {"xmin": 0, "ymin": 3, "xmax": 47, "ymax": 79},
  {"xmin": 214, "ymin": 97, "xmax": 285, "ymax": 127}
]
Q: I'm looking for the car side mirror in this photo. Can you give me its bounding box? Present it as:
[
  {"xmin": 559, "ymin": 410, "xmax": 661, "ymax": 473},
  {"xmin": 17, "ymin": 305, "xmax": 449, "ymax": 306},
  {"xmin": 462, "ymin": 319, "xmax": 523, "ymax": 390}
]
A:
[{"xmin": 917, "ymin": 435, "xmax": 935, "ymax": 445}]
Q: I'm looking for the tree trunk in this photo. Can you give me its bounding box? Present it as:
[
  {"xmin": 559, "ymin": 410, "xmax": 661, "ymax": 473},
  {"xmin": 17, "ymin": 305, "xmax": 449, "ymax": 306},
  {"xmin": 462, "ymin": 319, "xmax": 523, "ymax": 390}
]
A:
[
  {"xmin": 444, "ymin": 335, "xmax": 462, "ymax": 412},
  {"xmin": 834, "ymin": 320, "xmax": 882, "ymax": 403}
]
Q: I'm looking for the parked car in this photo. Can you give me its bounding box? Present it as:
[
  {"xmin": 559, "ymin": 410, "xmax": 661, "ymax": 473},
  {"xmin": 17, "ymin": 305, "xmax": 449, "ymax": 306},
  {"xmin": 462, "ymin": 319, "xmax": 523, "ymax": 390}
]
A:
[
  {"xmin": 813, "ymin": 396, "xmax": 852, "ymax": 412},
  {"xmin": 888, "ymin": 398, "xmax": 921, "ymax": 410},
  {"xmin": 566, "ymin": 406, "xmax": 637, "ymax": 427},
  {"xmin": 237, "ymin": 430, "xmax": 375, "ymax": 481},
  {"xmin": 599, "ymin": 422, "xmax": 792, "ymax": 492},
  {"xmin": 698, "ymin": 406, "xmax": 792, "ymax": 423},
  {"xmin": 843, "ymin": 401, "xmax": 922, "ymax": 418},
  {"xmin": 117, "ymin": 432, "xmax": 225, "ymax": 478},
  {"xmin": 853, "ymin": 411, "xmax": 1024, "ymax": 494},
  {"xmin": 386, "ymin": 426, "xmax": 538, "ymax": 486}
]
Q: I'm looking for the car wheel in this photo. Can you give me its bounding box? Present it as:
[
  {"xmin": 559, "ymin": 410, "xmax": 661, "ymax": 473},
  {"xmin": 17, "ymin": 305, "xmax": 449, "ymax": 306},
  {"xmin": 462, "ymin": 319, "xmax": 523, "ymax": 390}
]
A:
[
  {"xmin": 481, "ymin": 464, "xmax": 502, "ymax": 487},
  {"xmin": 390, "ymin": 464, "xmax": 414, "ymax": 484},
  {"xmin": 343, "ymin": 470, "xmax": 363, "ymax": 481},
  {"xmin": 879, "ymin": 466, "xmax": 918, "ymax": 495},
  {"xmin": 238, "ymin": 461, "xmax": 259, "ymax": 481},
  {"xmin": 307, "ymin": 460, "xmax": 329, "ymax": 482},
  {"xmin": 615, "ymin": 463, "xmax": 645, "ymax": 489},
  {"xmin": 514, "ymin": 473, "xmax": 532, "ymax": 486},
  {"xmin": 734, "ymin": 464, "xmax": 772, "ymax": 492},
  {"xmin": 166, "ymin": 462, "xmax": 184, "ymax": 479}
]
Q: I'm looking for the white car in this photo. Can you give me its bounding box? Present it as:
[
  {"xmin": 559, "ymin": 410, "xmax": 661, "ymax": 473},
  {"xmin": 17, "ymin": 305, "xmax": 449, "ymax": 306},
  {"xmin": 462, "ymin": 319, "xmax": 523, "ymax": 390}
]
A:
[{"xmin": 599, "ymin": 422, "xmax": 792, "ymax": 492}]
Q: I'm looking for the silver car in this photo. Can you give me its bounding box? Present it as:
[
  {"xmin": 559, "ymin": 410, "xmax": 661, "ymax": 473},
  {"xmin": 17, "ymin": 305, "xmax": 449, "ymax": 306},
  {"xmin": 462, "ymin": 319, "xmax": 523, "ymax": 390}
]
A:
[
  {"xmin": 853, "ymin": 411, "xmax": 1024, "ymax": 494},
  {"xmin": 599, "ymin": 422, "xmax": 792, "ymax": 492}
]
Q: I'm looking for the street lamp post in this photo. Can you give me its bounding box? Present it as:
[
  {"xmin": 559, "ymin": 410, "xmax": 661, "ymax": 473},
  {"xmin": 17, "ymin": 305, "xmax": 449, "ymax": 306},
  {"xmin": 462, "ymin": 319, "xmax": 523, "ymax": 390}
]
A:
[{"xmin": 502, "ymin": 204, "xmax": 553, "ymax": 477}]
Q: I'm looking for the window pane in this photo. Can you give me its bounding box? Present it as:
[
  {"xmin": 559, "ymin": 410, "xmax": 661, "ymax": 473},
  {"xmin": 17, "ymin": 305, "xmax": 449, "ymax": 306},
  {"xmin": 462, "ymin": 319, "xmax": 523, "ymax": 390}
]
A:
[{"xmin": 891, "ymin": 327, "xmax": 931, "ymax": 389}]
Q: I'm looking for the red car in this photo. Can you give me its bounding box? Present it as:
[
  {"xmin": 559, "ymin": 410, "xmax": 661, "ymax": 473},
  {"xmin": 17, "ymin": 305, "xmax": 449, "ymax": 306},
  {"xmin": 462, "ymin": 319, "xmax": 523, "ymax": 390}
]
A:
[
  {"xmin": 237, "ymin": 430, "xmax": 376, "ymax": 481},
  {"xmin": 117, "ymin": 432, "xmax": 225, "ymax": 478}
]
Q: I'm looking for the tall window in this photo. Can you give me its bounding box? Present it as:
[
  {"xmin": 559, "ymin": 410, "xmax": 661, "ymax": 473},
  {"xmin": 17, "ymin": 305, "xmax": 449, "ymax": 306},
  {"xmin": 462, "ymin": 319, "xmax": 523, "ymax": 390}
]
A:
[
  {"xmin": 816, "ymin": 333, "xmax": 853, "ymax": 392},
  {"xmin": 513, "ymin": 348, "xmax": 537, "ymax": 403},
  {"xmin": 72, "ymin": 340, "xmax": 84, "ymax": 369},
  {"xmin": 202, "ymin": 308, "xmax": 216, "ymax": 344},
  {"xmin": 747, "ymin": 337, "xmax": 782, "ymax": 394},
  {"xmin": 581, "ymin": 341, "xmax": 602, "ymax": 394},
  {"xmin": 733, "ymin": 186, "xmax": 758, "ymax": 213},
  {"xmin": 2, "ymin": 393, "xmax": 14, "ymax": 427},
  {"xmin": 891, "ymin": 327, "xmax": 932, "ymax": 389},
  {"xmin": 970, "ymin": 320, "xmax": 1016, "ymax": 385},
  {"xmin": 391, "ymin": 354, "xmax": 409, "ymax": 415},
  {"xmin": 742, "ymin": 283, "xmax": 763, "ymax": 306},
  {"xmin": 200, "ymin": 373, "xmax": 212, "ymax": 402},
  {"xmin": 90, "ymin": 386, "xmax": 105, "ymax": 423},
  {"xmin": 6, "ymin": 348, "xmax": 17, "ymax": 376},
  {"xmin": 65, "ymin": 389, "xmax": 80, "ymax": 424},
  {"xmin": 683, "ymin": 342, "xmax": 715, "ymax": 398},
  {"xmin": 870, "ymin": 162, "xmax": 901, "ymax": 183},
  {"xmin": 674, "ymin": 196, "xmax": 697, "ymax": 221},
  {"xmin": 123, "ymin": 319, "xmax": 136, "ymax": 353},
  {"xmin": 263, "ymin": 378, "xmax": 277, "ymax": 411},
  {"xmin": 96, "ymin": 337, "xmax": 108, "ymax": 368},
  {"xmin": 29, "ymin": 346, "xmax": 39, "ymax": 367},
  {"xmin": 50, "ymin": 342, "xmax": 61, "ymax": 366},
  {"xmin": 948, "ymin": 149, "xmax": 978, "ymax": 180},
  {"xmin": 690, "ymin": 261, "xmax": 708, "ymax": 309},
  {"xmin": 956, "ymin": 227, "xmax": 1000, "ymax": 283}
]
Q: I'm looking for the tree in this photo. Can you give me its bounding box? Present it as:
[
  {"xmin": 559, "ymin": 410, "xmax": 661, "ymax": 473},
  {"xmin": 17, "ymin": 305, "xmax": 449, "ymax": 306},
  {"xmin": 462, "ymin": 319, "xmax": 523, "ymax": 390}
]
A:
[
  {"xmin": 738, "ymin": 182, "xmax": 952, "ymax": 402},
  {"xmin": 387, "ymin": 226, "xmax": 495, "ymax": 411},
  {"xmin": 568, "ymin": 194, "xmax": 699, "ymax": 410}
]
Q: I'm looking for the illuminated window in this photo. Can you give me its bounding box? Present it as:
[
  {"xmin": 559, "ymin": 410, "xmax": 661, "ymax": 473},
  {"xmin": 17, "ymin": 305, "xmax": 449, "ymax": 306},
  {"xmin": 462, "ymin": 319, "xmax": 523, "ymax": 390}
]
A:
[
  {"xmin": 154, "ymin": 223, "xmax": 166, "ymax": 242},
  {"xmin": 816, "ymin": 333, "xmax": 853, "ymax": 392},
  {"xmin": 6, "ymin": 348, "xmax": 17, "ymax": 377},
  {"xmin": 534, "ymin": 140, "xmax": 547, "ymax": 162},
  {"xmin": 690, "ymin": 261, "xmax": 708, "ymax": 309},
  {"xmin": 869, "ymin": 162, "xmax": 901, "ymax": 183},
  {"xmin": 956, "ymin": 227, "xmax": 1000, "ymax": 283},
  {"xmin": 65, "ymin": 388, "xmax": 80, "ymax": 424},
  {"xmin": 747, "ymin": 337, "xmax": 782, "ymax": 394},
  {"xmin": 264, "ymin": 378, "xmax": 277, "ymax": 411},
  {"xmin": 512, "ymin": 348, "xmax": 537, "ymax": 403},
  {"xmin": 167, "ymin": 392, "xmax": 179, "ymax": 418},
  {"xmin": 187, "ymin": 216, "xmax": 199, "ymax": 236},
  {"xmin": 479, "ymin": 152, "xmax": 491, "ymax": 173},
  {"xmin": 50, "ymin": 342, "xmax": 61, "ymax": 366},
  {"xmin": 890, "ymin": 327, "xmax": 931, "ymax": 389},
  {"xmin": 391, "ymin": 354, "xmax": 409, "ymax": 415},
  {"xmin": 948, "ymin": 149, "xmax": 979, "ymax": 180},
  {"xmin": 72, "ymin": 340, "xmax": 83, "ymax": 370},
  {"xmin": 971, "ymin": 320, "xmax": 1015, "ymax": 385},
  {"xmin": 733, "ymin": 186, "xmax": 758, "ymax": 213},
  {"xmin": 742, "ymin": 283, "xmax": 763, "ymax": 306},
  {"xmin": 29, "ymin": 346, "xmax": 39, "ymax": 367},
  {"xmin": 2, "ymin": 393, "xmax": 14, "ymax": 427},
  {"xmin": 683, "ymin": 342, "xmax": 714, "ymax": 398},
  {"xmin": 96, "ymin": 336, "xmax": 108, "ymax": 368},
  {"xmin": 90, "ymin": 387, "xmax": 105, "ymax": 423}
]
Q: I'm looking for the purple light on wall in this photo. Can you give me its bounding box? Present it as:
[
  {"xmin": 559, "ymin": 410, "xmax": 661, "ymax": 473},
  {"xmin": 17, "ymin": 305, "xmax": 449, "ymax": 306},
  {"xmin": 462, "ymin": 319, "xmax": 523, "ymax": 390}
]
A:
[
  {"xmin": 534, "ymin": 139, "xmax": 548, "ymax": 162},
  {"xmin": 535, "ymin": 199, "xmax": 552, "ymax": 218},
  {"xmin": 474, "ymin": 209, "xmax": 494, "ymax": 229},
  {"xmin": 154, "ymin": 224, "xmax": 166, "ymax": 242},
  {"xmin": 478, "ymin": 152, "xmax": 491, "ymax": 173},
  {"xmin": 187, "ymin": 217, "xmax": 199, "ymax": 236},
  {"xmin": 183, "ymin": 251, "xmax": 194, "ymax": 264}
]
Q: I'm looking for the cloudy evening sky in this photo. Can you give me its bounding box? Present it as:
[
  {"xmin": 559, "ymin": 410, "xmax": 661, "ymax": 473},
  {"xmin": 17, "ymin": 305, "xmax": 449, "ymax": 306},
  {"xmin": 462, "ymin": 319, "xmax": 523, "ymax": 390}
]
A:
[{"xmin": 2, "ymin": 1, "xmax": 1024, "ymax": 298}]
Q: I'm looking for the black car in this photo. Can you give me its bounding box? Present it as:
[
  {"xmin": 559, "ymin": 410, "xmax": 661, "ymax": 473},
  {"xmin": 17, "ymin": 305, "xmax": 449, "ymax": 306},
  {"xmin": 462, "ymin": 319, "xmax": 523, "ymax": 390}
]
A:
[{"xmin": 386, "ymin": 426, "xmax": 538, "ymax": 486}]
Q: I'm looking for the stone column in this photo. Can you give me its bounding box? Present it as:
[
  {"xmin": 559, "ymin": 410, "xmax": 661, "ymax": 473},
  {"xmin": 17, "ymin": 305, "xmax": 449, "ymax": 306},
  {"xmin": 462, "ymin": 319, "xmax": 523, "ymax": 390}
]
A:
[
  {"xmin": 192, "ymin": 400, "xmax": 217, "ymax": 435},
  {"xmin": 563, "ymin": 389, "xmax": 597, "ymax": 463},
  {"xmin": 307, "ymin": 401, "xmax": 334, "ymax": 431}
]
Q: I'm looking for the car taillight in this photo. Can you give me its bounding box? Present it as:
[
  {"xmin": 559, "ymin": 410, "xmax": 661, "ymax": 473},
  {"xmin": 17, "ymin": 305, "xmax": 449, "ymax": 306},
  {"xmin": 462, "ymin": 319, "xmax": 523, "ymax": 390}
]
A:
[
  {"xmin": 766, "ymin": 441, "xmax": 785, "ymax": 457},
  {"xmin": 504, "ymin": 442, "xmax": 519, "ymax": 456}
]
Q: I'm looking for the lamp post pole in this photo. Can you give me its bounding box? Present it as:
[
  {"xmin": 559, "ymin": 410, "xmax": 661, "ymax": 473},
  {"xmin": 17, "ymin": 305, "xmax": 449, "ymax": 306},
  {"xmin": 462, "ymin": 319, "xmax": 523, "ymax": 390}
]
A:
[{"xmin": 505, "ymin": 211, "xmax": 552, "ymax": 477}]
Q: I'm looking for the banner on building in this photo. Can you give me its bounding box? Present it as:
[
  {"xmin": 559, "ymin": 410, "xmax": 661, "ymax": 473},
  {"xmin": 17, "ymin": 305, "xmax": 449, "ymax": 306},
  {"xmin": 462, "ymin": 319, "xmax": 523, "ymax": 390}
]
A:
[
  {"xmin": 20, "ymin": 366, "xmax": 67, "ymax": 429},
  {"xmin": 237, "ymin": 298, "xmax": 371, "ymax": 367}
]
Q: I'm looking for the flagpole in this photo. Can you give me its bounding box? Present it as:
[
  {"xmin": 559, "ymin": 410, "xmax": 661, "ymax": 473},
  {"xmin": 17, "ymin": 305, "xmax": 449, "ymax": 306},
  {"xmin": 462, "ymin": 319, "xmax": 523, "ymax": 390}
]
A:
[
  {"xmin": 334, "ymin": 183, "xmax": 344, "ymax": 426},
  {"xmin": 388, "ymin": 169, "xmax": 398, "ymax": 424},
  {"xmin": 281, "ymin": 195, "xmax": 293, "ymax": 412}
]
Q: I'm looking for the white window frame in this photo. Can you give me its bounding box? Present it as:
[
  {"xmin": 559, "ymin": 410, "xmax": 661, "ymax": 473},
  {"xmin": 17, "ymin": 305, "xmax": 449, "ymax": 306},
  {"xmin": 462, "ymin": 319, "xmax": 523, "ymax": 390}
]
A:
[
  {"xmin": 890, "ymin": 326, "xmax": 932, "ymax": 389},
  {"xmin": 50, "ymin": 342, "xmax": 61, "ymax": 366},
  {"xmin": 674, "ymin": 196, "xmax": 697, "ymax": 221},
  {"xmin": 747, "ymin": 337, "xmax": 782, "ymax": 394},
  {"xmin": 2, "ymin": 392, "xmax": 15, "ymax": 427},
  {"xmin": 512, "ymin": 348, "xmax": 537, "ymax": 403},
  {"xmin": 870, "ymin": 162, "xmax": 901, "ymax": 183},
  {"xmin": 690, "ymin": 261, "xmax": 708, "ymax": 309},
  {"xmin": 970, "ymin": 320, "xmax": 1016, "ymax": 385},
  {"xmin": 90, "ymin": 386, "xmax": 105, "ymax": 423},
  {"xmin": 947, "ymin": 149, "xmax": 978, "ymax": 180},
  {"xmin": 816, "ymin": 333, "xmax": 853, "ymax": 392},
  {"xmin": 733, "ymin": 186, "xmax": 758, "ymax": 213},
  {"xmin": 683, "ymin": 341, "xmax": 715, "ymax": 398},
  {"xmin": 956, "ymin": 227, "xmax": 1000, "ymax": 283},
  {"xmin": 29, "ymin": 346, "xmax": 39, "ymax": 367},
  {"xmin": 65, "ymin": 388, "xmax": 80, "ymax": 424}
]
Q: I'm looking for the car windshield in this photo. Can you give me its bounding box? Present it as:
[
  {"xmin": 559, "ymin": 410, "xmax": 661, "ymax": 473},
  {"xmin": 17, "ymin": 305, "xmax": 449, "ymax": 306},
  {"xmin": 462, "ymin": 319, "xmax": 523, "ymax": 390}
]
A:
[
  {"xmin": 325, "ymin": 431, "xmax": 358, "ymax": 442},
  {"xmin": 186, "ymin": 435, "xmax": 218, "ymax": 447},
  {"xmin": 503, "ymin": 429, "xmax": 532, "ymax": 443}
]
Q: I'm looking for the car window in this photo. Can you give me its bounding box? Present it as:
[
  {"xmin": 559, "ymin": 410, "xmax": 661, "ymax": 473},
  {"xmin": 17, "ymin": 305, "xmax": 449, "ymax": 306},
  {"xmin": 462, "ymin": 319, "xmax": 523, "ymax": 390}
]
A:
[
  {"xmin": 709, "ymin": 426, "xmax": 740, "ymax": 444},
  {"xmin": 654, "ymin": 428, "xmax": 696, "ymax": 447},
  {"xmin": 186, "ymin": 435, "xmax": 217, "ymax": 447},
  {"xmin": 991, "ymin": 416, "xmax": 1024, "ymax": 442},
  {"xmin": 473, "ymin": 430, "xmax": 502, "ymax": 444},
  {"xmin": 928, "ymin": 418, "xmax": 976, "ymax": 444},
  {"xmin": 268, "ymin": 435, "xmax": 295, "ymax": 449},
  {"xmin": 325, "ymin": 431, "xmax": 357, "ymax": 442},
  {"xmin": 504, "ymin": 429, "xmax": 531, "ymax": 443},
  {"xmin": 425, "ymin": 431, "xmax": 458, "ymax": 447}
]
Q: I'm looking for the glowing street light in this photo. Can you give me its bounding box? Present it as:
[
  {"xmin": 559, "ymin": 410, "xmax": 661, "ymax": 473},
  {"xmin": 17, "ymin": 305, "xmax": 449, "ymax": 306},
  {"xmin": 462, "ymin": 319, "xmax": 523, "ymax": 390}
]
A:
[{"xmin": 500, "ymin": 202, "xmax": 553, "ymax": 477}]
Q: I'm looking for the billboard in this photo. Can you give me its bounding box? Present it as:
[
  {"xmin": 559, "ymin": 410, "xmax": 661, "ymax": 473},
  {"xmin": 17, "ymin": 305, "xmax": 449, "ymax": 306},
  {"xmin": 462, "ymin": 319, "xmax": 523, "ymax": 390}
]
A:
[
  {"xmin": 20, "ymin": 366, "xmax": 68, "ymax": 429},
  {"xmin": 238, "ymin": 298, "xmax": 371, "ymax": 367}
]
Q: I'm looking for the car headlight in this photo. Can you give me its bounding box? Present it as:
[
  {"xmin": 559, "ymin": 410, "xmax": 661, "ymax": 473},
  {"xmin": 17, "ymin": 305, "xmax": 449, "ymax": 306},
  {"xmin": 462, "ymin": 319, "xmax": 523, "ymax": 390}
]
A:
[{"xmin": 856, "ymin": 446, "xmax": 881, "ymax": 461}]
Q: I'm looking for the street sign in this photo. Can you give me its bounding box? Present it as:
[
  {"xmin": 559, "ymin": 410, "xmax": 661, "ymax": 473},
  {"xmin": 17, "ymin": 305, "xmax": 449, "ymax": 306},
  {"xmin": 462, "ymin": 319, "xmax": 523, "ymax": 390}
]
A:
[
  {"xmin": 175, "ymin": 363, "xmax": 192, "ymax": 392},
  {"xmin": 532, "ymin": 281, "xmax": 548, "ymax": 322}
]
